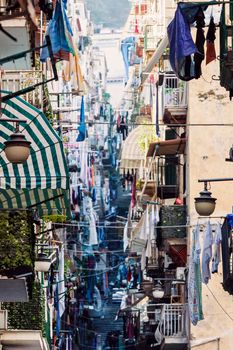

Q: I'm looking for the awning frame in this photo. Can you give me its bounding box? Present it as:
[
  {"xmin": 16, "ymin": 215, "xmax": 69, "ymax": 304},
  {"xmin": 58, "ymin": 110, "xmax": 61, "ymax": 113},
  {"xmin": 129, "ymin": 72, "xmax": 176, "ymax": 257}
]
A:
[
  {"xmin": 147, "ymin": 138, "xmax": 187, "ymax": 158},
  {"xmin": 140, "ymin": 35, "xmax": 169, "ymax": 86}
]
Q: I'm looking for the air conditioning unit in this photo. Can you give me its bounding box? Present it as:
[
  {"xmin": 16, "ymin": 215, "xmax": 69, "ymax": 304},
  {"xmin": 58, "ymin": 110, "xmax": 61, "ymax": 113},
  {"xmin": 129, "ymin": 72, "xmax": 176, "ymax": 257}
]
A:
[
  {"xmin": 0, "ymin": 310, "xmax": 8, "ymax": 330},
  {"xmin": 176, "ymin": 267, "xmax": 186, "ymax": 281}
]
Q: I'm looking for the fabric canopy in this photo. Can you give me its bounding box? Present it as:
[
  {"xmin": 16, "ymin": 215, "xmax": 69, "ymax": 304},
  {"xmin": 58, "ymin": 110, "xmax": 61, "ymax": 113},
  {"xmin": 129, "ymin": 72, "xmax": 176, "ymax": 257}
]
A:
[
  {"xmin": 0, "ymin": 279, "xmax": 28, "ymax": 302},
  {"xmin": 0, "ymin": 91, "xmax": 70, "ymax": 217},
  {"xmin": 120, "ymin": 125, "xmax": 148, "ymax": 172},
  {"xmin": 147, "ymin": 138, "xmax": 186, "ymax": 157}
]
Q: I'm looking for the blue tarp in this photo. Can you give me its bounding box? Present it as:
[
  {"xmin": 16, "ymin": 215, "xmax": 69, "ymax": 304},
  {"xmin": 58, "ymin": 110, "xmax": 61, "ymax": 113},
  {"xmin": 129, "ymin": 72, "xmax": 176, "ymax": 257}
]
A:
[
  {"xmin": 121, "ymin": 37, "xmax": 138, "ymax": 80},
  {"xmin": 40, "ymin": 0, "xmax": 74, "ymax": 62}
]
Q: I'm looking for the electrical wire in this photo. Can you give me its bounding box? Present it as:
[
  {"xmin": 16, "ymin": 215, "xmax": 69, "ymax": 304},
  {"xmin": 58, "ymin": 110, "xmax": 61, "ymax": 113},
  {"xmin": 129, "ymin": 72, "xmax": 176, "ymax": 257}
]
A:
[
  {"xmin": 61, "ymin": 262, "xmax": 123, "ymax": 279},
  {"xmin": 206, "ymin": 285, "xmax": 233, "ymax": 323},
  {"xmin": 64, "ymin": 248, "xmax": 126, "ymax": 255},
  {"xmin": 54, "ymin": 119, "xmax": 233, "ymax": 127},
  {"xmin": 52, "ymin": 222, "xmax": 190, "ymax": 229}
]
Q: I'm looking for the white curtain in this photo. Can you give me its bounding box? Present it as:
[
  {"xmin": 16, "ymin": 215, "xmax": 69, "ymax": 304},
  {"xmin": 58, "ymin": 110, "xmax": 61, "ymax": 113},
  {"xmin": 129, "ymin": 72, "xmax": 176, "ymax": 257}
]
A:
[
  {"xmin": 88, "ymin": 208, "xmax": 98, "ymax": 245},
  {"xmin": 123, "ymin": 221, "xmax": 129, "ymax": 252},
  {"xmin": 58, "ymin": 245, "xmax": 65, "ymax": 317}
]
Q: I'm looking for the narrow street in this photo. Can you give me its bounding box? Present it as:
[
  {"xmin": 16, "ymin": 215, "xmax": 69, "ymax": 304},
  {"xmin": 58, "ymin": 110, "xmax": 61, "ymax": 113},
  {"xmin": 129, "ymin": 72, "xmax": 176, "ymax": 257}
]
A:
[
  {"xmin": 94, "ymin": 301, "xmax": 124, "ymax": 348},
  {"xmin": 1, "ymin": 1, "xmax": 233, "ymax": 350}
]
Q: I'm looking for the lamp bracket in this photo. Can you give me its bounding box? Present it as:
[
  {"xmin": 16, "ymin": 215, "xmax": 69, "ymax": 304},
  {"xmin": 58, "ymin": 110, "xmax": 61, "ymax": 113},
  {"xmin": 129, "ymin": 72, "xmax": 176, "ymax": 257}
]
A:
[{"xmin": 198, "ymin": 177, "xmax": 233, "ymax": 183}]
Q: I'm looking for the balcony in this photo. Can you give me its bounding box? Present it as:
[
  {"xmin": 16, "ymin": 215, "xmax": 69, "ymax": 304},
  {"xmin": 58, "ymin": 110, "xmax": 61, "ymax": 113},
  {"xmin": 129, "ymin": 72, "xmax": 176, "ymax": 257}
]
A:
[
  {"xmin": 1, "ymin": 70, "xmax": 43, "ymax": 109},
  {"xmin": 138, "ymin": 165, "xmax": 156, "ymax": 197},
  {"xmin": 0, "ymin": 0, "xmax": 25, "ymax": 20},
  {"xmin": 145, "ymin": 36, "xmax": 159, "ymax": 52},
  {"xmin": 158, "ymin": 205, "xmax": 187, "ymax": 239},
  {"xmin": 146, "ymin": 139, "xmax": 186, "ymax": 200},
  {"xmin": 162, "ymin": 75, "xmax": 188, "ymax": 125},
  {"xmin": 0, "ymin": 0, "xmax": 37, "ymax": 26},
  {"xmin": 144, "ymin": 24, "xmax": 165, "ymax": 52},
  {"xmin": 156, "ymin": 304, "xmax": 188, "ymax": 350},
  {"xmin": 156, "ymin": 155, "xmax": 181, "ymax": 200},
  {"xmin": 0, "ymin": 330, "xmax": 49, "ymax": 350}
]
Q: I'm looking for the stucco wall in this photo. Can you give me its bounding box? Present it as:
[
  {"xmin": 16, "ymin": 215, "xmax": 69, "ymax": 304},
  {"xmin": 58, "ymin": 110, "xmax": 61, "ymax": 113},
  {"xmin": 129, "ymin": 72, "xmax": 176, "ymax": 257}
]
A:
[
  {"xmin": 187, "ymin": 62, "xmax": 233, "ymax": 222},
  {"xmin": 187, "ymin": 31, "xmax": 233, "ymax": 349}
]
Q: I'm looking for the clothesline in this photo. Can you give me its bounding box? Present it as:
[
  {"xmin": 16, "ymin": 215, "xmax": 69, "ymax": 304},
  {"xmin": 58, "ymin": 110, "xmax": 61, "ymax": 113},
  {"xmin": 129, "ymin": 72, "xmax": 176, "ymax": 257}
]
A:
[
  {"xmin": 197, "ymin": 216, "xmax": 225, "ymax": 219},
  {"xmin": 53, "ymin": 221, "xmax": 227, "ymax": 229},
  {"xmin": 52, "ymin": 222, "xmax": 191, "ymax": 229}
]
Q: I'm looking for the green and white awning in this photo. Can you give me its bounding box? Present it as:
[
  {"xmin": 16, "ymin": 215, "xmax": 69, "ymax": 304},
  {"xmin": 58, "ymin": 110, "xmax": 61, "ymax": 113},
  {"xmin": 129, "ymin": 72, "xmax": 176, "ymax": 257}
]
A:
[{"xmin": 0, "ymin": 91, "xmax": 70, "ymax": 217}]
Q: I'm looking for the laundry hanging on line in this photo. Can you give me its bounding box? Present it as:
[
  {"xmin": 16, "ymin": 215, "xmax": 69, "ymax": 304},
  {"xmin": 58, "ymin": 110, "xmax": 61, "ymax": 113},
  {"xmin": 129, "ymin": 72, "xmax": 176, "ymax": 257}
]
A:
[
  {"xmin": 167, "ymin": 3, "xmax": 219, "ymax": 81},
  {"xmin": 188, "ymin": 224, "xmax": 204, "ymax": 326}
]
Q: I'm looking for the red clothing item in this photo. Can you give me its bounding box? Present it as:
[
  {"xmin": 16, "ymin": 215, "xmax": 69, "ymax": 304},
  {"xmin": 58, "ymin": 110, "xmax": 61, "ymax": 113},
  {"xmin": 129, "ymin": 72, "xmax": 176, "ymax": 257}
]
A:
[{"xmin": 127, "ymin": 266, "xmax": 132, "ymax": 282}]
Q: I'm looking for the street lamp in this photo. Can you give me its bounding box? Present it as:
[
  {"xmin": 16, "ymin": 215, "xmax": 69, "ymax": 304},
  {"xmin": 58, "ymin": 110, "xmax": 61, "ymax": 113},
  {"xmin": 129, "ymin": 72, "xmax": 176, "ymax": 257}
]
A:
[
  {"xmin": 195, "ymin": 181, "xmax": 216, "ymax": 216},
  {"xmin": 35, "ymin": 252, "xmax": 51, "ymax": 272},
  {"xmin": 2, "ymin": 120, "xmax": 31, "ymax": 164}
]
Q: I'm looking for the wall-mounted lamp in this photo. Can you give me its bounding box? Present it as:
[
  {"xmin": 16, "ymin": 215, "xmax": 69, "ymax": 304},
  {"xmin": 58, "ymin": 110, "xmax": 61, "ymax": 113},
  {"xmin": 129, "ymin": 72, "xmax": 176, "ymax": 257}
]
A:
[
  {"xmin": 35, "ymin": 252, "xmax": 51, "ymax": 272},
  {"xmin": 195, "ymin": 181, "xmax": 216, "ymax": 216},
  {"xmin": 152, "ymin": 281, "xmax": 164, "ymax": 299},
  {"xmin": 1, "ymin": 119, "xmax": 31, "ymax": 164},
  {"xmin": 35, "ymin": 243, "xmax": 58, "ymax": 273},
  {"xmin": 195, "ymin": 177, "xmax": 233, "ymax": 216}
]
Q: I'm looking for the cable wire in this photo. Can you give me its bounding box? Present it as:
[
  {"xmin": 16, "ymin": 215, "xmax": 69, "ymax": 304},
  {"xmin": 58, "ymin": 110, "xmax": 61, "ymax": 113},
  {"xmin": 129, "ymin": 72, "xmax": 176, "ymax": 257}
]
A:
[{"xmin": 206, "ymin": 285, "xmax": 233, "ymax": 323}]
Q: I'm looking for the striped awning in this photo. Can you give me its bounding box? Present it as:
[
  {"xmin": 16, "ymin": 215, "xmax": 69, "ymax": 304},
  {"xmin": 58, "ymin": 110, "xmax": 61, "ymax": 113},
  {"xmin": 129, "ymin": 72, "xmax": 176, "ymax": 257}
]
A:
[
  {"xmin": 120, "ymin": 125, "xmax": 147, "ymax": 172},
  {"xmin": 0, "ymin": 91, "xmax": 70, "ymax": 217}
]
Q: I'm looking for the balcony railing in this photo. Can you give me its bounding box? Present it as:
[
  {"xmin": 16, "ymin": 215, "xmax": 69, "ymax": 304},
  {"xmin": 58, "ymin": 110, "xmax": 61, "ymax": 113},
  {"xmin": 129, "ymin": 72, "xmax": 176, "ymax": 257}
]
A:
[
  {"xmin": 161, "ymin": 304, "xmax": 187, "ymax": 338},
  {"xmin": 0, "ymin": 0, "xmax": 23, "ymax": 18},
  {"xmin": 139, "ymin": 167, "xmax": 156, "ymax": 182},
  {"xmin": 154, "ymin": 304, "xmax": 188, "ymax": 345},
  {"xmin": 1, "ymin": 70, "xmax": 43, "ymax": 109},
  {"xmin": 162, "ymin": 74, "xmax": 188, "ymax": 110},
  {"xmin": 158, "ymin": 205, "xmax": 187, "ymax": 239}
]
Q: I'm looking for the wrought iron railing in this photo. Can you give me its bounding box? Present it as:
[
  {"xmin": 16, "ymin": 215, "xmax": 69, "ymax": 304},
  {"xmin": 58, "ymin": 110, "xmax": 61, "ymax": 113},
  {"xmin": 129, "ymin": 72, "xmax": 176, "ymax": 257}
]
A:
[
  {"xmin": 161, "ymin": 304, "xmax": 187, "ymax": 337},
  {"xmin": 154, "ymin": 303, "xmax": 188, "ymax": 344},
  {"xmin": 0, "ymin": 0, "xmax": 22, "ymax": 16},
  {"xmin": 1, "ymin": 70, "xmax": 43, "ymax": 109},
  {"xmin": 162, "ymin": 74, "xmax": 188, "ymax": 110},
  {"xmin": 140, "ymin": 167, "xmax": 156, "ymax": 182}
]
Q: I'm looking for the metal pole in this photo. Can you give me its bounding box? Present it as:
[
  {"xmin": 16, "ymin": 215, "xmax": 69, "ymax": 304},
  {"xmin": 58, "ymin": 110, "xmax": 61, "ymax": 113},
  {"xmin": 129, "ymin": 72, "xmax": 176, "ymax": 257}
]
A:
[
  {"xmin": 0, "ymin": 67, "xmax": 2, "ymax": 118},
  {"xmin": 57, "ymin": 93, "xmax": 61, "ymax": 137}
]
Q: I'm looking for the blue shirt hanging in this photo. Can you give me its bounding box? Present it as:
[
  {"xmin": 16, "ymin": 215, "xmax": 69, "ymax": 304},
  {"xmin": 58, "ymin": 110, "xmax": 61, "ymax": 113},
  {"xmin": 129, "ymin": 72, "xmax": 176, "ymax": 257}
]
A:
[
  {"xmin": 77, "ymin": 96, "xmax": 86, "ymax": 142},
  {"xmin": 167, "ymin": 5, "xmax": 197, "ymax": 81}
]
